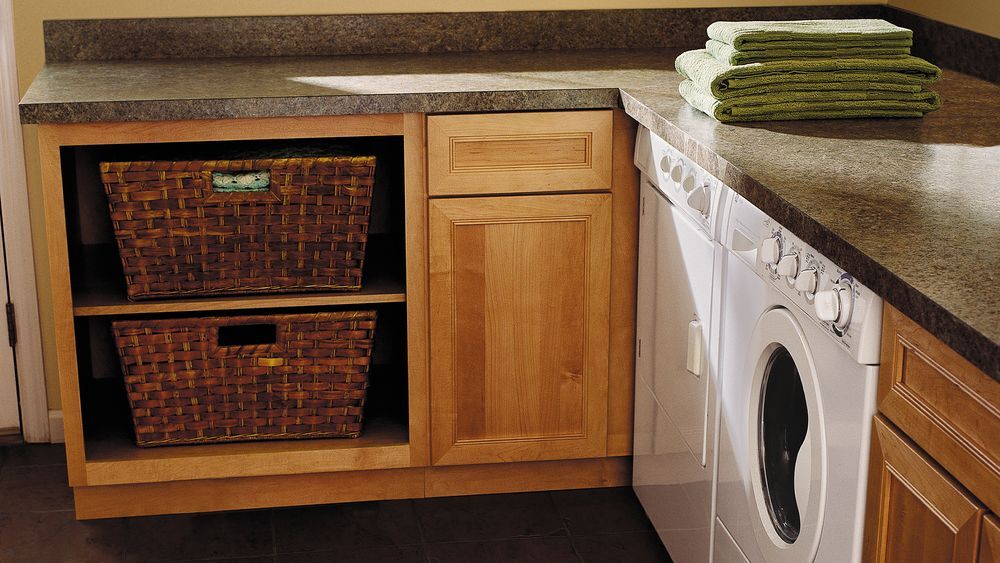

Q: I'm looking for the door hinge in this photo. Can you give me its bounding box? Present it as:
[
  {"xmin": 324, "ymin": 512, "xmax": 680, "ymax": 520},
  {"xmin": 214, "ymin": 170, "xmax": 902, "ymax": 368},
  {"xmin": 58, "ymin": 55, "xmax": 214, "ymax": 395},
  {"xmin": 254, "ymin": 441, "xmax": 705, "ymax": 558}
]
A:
[
  {"xmin": 637, "ymin": 338, "xmax": 642, "ymax": 358},
  {"xmin": 641, "ymin": 196, "xmax": 646, "ymax": 216},
  {"xmin": 5, "ymin": 303, "xmax": 15, "ymax": 347}
]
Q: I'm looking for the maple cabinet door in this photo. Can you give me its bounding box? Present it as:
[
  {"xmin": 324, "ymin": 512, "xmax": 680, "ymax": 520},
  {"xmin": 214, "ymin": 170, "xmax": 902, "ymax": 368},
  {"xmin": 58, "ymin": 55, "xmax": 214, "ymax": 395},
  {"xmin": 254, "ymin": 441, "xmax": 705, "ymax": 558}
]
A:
[
  {"xmin": 863, "ymin": 416, "xmax": 985, "ymax": 563},
  {"xmin": 429, "ymin": 194, "xmax": 611, "ymax": 466}
]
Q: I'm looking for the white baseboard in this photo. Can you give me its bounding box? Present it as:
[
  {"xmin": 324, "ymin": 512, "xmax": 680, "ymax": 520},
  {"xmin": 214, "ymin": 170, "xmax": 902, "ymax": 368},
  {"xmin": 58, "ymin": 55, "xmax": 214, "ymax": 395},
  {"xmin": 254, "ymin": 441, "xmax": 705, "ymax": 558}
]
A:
[{"xmin": 47, "ymin": 410, "xmax": 64, "ymax": 444}]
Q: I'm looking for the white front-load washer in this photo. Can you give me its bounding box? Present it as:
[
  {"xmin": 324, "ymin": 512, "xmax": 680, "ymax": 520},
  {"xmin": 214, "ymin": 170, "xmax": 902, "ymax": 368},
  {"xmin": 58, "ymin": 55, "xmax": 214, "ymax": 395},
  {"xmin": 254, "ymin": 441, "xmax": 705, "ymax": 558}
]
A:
[
  {"xmin": 713, "ymin": 194, "xmax": 882, "ymax": 563},
  {"xmin": 632, "ymin": 126, "xmax": 731, "ymax": 563}
]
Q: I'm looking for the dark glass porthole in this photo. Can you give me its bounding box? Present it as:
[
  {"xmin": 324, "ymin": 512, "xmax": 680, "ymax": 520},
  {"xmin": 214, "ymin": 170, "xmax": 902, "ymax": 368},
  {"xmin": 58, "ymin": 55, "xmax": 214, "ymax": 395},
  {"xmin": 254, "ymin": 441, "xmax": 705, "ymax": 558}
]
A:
[{"xmin": 758, "ymin": 346, "xmax": 808, "ymax": 544}]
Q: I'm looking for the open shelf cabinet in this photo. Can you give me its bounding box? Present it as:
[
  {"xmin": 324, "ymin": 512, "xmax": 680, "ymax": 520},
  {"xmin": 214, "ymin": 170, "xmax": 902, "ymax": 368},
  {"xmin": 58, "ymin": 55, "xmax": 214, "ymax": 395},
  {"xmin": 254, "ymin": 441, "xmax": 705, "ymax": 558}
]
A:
[{"xmin": 38, "ymin": 115, "xmax": 431, "ymax": 496}]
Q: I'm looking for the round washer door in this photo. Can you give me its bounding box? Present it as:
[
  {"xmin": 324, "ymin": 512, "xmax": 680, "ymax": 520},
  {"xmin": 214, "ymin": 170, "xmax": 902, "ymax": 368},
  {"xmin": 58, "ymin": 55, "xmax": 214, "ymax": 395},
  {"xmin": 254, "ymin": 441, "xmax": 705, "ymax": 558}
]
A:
[{"xmin": 744, "ymin": 307, "xmax": 826, "ymax": 563}]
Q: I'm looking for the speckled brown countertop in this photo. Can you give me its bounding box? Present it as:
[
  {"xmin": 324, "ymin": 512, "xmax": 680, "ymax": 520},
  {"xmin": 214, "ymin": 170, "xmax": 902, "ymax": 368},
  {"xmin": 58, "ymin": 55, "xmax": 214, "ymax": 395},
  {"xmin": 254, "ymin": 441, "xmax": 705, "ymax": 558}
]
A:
[{"xmin": 19, "ymin": 49, "xmax": 1000, "ymax": 379}]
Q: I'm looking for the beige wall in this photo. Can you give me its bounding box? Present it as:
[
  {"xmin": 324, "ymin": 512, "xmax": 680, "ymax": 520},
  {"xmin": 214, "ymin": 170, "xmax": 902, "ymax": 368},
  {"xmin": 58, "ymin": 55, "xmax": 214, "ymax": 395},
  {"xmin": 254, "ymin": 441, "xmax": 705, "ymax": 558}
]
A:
[
  {"xmin": 889, "ymin": 0, "xmax": 999, "ymax": 39},
  {"xmin": 8, "ymin": 0, "xmax": 995, "ymax": 410}
]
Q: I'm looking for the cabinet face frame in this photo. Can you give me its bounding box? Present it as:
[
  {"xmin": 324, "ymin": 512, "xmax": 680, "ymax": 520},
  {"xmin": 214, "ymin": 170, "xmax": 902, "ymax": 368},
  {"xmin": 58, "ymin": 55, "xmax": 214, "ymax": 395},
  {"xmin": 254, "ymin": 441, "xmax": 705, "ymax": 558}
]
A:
[
  {"xmin": 36, "ymin": 114, "xmax": 430, "ymax": 486},
  {"xmin": 863, "ymin": 415, "xmax": 985, "ymax": 563},
  {"xmin": 428, "ymin": 193, "xmax": 612, "ymax": 466}
]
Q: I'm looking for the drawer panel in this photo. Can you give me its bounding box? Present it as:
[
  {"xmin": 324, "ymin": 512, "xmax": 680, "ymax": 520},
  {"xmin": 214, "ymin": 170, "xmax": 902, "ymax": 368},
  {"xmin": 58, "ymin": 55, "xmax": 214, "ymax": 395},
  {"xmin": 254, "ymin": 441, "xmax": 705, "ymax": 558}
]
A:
[
  {"xmin": 878, "ymin": 304, "xmax": 1000, "ymax": 513},
  {"xmin": 427, "ymin": 111, "xmax": 613, "ymax": 196}
]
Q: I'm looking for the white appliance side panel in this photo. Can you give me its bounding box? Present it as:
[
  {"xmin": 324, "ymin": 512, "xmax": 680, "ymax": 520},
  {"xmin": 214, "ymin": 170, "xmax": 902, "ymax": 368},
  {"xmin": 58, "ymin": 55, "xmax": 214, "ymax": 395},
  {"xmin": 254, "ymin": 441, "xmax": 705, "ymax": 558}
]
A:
[
  {"xmin": 651, "ymin": 194, "xmax": 716, "ymax": 466},
  {"xmin": 634, "ymin": 375, "xmax": 713, "ymax": 563}
]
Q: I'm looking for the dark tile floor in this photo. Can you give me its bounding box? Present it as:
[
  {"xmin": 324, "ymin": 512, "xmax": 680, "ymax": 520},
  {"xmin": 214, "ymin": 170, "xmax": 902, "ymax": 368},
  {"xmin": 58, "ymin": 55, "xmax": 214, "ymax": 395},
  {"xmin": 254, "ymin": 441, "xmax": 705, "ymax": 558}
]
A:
[{"xmin": 0, "ymin": 443, "xmax": 671, "ymax": 562}]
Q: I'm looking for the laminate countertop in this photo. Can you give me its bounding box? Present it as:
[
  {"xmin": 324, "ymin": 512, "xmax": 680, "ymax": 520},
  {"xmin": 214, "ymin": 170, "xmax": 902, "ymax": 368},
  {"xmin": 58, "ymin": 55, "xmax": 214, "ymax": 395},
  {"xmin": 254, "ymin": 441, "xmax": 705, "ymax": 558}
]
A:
[{"xmin": 19, "ymin": 49, "xmax": 1000, "ymax": 379}]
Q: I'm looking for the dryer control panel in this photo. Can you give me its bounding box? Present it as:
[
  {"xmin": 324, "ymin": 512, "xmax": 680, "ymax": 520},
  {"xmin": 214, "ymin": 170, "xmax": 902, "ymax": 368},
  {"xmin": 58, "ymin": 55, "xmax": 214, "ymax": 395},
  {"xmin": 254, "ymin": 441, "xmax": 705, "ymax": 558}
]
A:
[
  {"xmin": 724, "ymin": 194, "xmax": 882, "ymax": 365},
  {"xmin": 634, "ymin": 126, "xmax": 730, "ymax": 241}
]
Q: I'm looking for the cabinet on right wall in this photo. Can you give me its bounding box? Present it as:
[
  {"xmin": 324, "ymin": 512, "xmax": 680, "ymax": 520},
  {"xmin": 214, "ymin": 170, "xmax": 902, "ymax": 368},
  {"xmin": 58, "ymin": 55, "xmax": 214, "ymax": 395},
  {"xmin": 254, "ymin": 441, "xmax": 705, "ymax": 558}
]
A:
[{"xmin": 863, "ymin": 305, "xmax": 1000, "ymax": 563}]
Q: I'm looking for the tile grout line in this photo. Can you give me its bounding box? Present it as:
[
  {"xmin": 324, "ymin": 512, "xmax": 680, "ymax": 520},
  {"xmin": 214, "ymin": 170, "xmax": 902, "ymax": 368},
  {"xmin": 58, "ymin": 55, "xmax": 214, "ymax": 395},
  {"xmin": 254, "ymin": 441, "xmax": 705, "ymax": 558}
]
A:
[
  {"xmin": 546, "ymin": 491, "xmax": 574, "ymax": 538},
  {"xmin": 547, "ymin": 491, "xmax": 587, "ymax": 562},
  {"xmin": 410, "ymin": 498, "xmax": 433, "ymax": 563}
]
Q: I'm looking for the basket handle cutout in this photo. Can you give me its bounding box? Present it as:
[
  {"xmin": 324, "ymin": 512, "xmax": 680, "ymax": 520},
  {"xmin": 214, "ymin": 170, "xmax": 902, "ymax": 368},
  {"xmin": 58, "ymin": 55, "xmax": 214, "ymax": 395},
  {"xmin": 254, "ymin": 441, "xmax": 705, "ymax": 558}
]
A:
[
  {"xmin": 211, "ymin": 170, "xmax": 271, "ymax": 192},
  {"xmin": 217, "ymin": 323, "xmax": 277, "ymax": 347}
]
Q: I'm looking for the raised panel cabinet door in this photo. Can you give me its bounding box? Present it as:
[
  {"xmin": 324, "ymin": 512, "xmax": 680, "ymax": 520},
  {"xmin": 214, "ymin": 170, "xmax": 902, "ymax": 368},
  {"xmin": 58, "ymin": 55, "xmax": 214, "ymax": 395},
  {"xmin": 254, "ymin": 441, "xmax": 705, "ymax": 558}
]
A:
[
  {"xmin": 429, "ymin": 194, "xmax": 612, "ymax": 466},
  {"xmin": 863, "ymin": 416, "xmax": 985, "ymax": 563}
]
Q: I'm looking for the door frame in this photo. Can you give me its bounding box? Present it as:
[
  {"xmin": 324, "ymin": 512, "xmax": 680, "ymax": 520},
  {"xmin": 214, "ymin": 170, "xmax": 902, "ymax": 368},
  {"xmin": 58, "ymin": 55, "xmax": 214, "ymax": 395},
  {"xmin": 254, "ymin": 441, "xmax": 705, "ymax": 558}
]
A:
[{"xmin": 0, "ymin": 0, "xmax": 50, "ymax": 442}]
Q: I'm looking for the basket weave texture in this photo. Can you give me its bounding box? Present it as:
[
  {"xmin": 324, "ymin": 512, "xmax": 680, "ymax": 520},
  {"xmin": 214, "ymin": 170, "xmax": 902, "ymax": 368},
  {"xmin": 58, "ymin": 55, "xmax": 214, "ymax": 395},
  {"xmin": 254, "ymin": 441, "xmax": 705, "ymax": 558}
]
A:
[
  {"xmin": 101, "ymin": 155, "xmax": 376, "ymax": 300},
  {"xmin": 112, "ymin": 310, "xmax": 377, "ymax": 447}
]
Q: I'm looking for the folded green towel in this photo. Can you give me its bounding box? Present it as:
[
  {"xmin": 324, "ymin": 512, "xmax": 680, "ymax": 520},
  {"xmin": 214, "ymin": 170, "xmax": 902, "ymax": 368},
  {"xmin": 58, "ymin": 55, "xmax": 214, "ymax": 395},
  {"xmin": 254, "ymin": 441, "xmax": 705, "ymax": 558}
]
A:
[
  {"xmin": 675, "ymin": 49, "xmax": 941, "ymax": 99},
  {"xmin": 693, "ymin": 80, "xmax": 925, "ymax": 99},
  {"xmin": 678, "ymin": 79, "xmax": 940, "ymax": 122},
  {"xmin": 706, "ymin": 39, "xmax": 910, "ymax": 65},
  {"xmin": 707, "ymin": 19, "xmax": 913, "ymax": 50}
]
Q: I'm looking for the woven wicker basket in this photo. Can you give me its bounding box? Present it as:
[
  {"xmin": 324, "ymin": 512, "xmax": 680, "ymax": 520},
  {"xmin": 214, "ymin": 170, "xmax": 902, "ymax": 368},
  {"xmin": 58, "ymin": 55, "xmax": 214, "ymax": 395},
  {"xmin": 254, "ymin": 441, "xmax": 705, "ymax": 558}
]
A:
[
  {"xmin": 100, "ymin": 155, "xmax": 376, "ymax": 300},
  {"xmin": 111, "ymin": 310, "xmax": 376, "ymax": 447}
]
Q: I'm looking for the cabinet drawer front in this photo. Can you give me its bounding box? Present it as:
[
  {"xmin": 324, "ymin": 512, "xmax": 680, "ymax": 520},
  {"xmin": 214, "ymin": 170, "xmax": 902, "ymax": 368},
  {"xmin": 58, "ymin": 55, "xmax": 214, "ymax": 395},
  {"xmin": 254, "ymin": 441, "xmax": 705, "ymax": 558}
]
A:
[
  {"xmin": 878, "ymin": 305, "xmax": 1000, "ymax": 513},
  {"xmin": 863, "ymin": 416, "xmax": 985, "ymax": 563},
  {"xmin": 427, "ymin": 111, "xmax": 613, "ymax": 196},
  {"xmin": 428, "ymin": 194, "xmax": 611, "ymax": 465}
]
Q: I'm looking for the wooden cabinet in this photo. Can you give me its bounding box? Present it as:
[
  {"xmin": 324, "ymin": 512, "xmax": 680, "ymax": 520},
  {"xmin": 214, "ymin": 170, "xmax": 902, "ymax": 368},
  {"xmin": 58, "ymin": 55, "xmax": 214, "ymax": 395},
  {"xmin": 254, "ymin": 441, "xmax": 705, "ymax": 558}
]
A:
[
  {"xmin": 34, "ymin": 110, "xmax": 637, "ymax": 518},
  {"xmin": 863, "ymin": 416, "xmax": 985, "ymax": 563},
  {"xmin": 877, "ymin": 304, "xmax": 1000, "ymax": 511},
  {"xmin": 428, "ymin": 194, "xmax": 612, "ymax": 465},
  {"xmin": 863, "ymin": 304, "xmax": 1000, "ymax": 562}
]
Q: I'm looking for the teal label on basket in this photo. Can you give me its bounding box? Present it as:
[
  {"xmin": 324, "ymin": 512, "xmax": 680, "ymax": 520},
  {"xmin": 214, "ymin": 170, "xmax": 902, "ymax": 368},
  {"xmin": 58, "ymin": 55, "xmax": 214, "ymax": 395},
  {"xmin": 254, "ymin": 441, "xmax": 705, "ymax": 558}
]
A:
[{"xmin": 211, "ymin": 171, "xmax": 271, "ymax": 192}]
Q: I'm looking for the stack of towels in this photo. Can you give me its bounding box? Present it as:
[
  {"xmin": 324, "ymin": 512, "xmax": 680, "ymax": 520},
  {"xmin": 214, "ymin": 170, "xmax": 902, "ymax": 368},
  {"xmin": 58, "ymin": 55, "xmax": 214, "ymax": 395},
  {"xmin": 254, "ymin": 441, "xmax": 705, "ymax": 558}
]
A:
[{"xmin": 675, "ymin": 19, "xmax": 942, "ymax": 122}]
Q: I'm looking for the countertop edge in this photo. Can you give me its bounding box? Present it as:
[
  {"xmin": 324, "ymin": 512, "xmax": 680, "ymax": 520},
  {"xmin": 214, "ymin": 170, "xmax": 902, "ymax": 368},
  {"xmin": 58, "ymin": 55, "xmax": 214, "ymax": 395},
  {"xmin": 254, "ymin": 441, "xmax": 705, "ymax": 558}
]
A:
[{"xmin": 18, "ymin": 89, "xmax": 624, "ymax": 124}]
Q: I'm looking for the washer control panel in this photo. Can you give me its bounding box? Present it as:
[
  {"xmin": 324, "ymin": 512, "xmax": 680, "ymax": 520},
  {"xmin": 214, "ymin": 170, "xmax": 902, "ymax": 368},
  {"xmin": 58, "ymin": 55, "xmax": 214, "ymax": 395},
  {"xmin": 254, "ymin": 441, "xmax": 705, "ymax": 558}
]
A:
[
  {"xmin": 726, "ymin": 194, "xmax": 882, "ymax": 365},
  {"xmin": 634, "ymin": 126, "xmax": 729, "ymax": 240}
]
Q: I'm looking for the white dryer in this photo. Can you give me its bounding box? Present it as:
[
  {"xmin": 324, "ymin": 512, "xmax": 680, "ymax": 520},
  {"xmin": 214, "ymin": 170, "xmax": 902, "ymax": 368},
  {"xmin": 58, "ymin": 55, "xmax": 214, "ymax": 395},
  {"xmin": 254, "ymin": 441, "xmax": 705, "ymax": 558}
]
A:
[
  {"xmin": 713, "ymin": 194, "xmax": 882, "ymax": 563},
  {"xmin": 632, "ymin": 126, "xmax": 731, "ymax": 563}
]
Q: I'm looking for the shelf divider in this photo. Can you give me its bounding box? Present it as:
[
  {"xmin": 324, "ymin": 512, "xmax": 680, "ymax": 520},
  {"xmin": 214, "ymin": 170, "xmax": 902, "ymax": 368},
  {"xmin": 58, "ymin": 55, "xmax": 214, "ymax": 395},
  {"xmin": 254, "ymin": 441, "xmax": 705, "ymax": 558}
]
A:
[{"xmin": 72, "ymin": 243, "xmax": 405, "ymax": 316}]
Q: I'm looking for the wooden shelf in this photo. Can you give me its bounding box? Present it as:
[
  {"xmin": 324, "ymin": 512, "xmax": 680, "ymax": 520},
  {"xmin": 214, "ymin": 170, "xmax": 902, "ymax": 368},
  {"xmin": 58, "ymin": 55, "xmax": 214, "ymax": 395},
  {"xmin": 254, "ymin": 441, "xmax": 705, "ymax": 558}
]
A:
[
  {"xmin": 83, "ymin": 416, "xmax": 411, "ymax": 486},
  {"xmin": 73, "ymin": 274, "xmax": 405, "ymax": 317},
  {"xmin": 71, "ymin": 243, "xmax": 405, "ymax": 317}
]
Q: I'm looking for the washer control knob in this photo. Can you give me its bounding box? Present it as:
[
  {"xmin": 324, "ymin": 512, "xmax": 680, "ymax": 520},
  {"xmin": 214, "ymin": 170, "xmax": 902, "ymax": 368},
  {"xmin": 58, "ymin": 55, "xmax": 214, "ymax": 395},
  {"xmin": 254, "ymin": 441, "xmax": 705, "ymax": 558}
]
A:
[
  {"xmin": 814, "ymin": 287, "xmax": 842, "ymax": 323},
  {"xmin": 686, "ymin": 185, "xmax": 710, "ymax": 215},
  {"xmin": 760, "ymin": 236, "xmax": 781, "ymax": 265},
  {"xmin": 681, "ymin": 171, "xmax": 697, "ymax": 193},
  {"xmin": 776, "ymin": 253, "xmax": 800, "ymax": 278},
  {"xmin": 815, "ymin": 282, "xmax": 854, "ymax": 331},
  {"xmin": 659, "ymin": 155, "xmax": 672, "ymax": 174},
  {"xmin": 794, "ymin": 268, "xmax": 818, "ymax": 294},
  {"xmin": 670, "ymin": 160, "xmax": 685, "ymax": 184}
]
